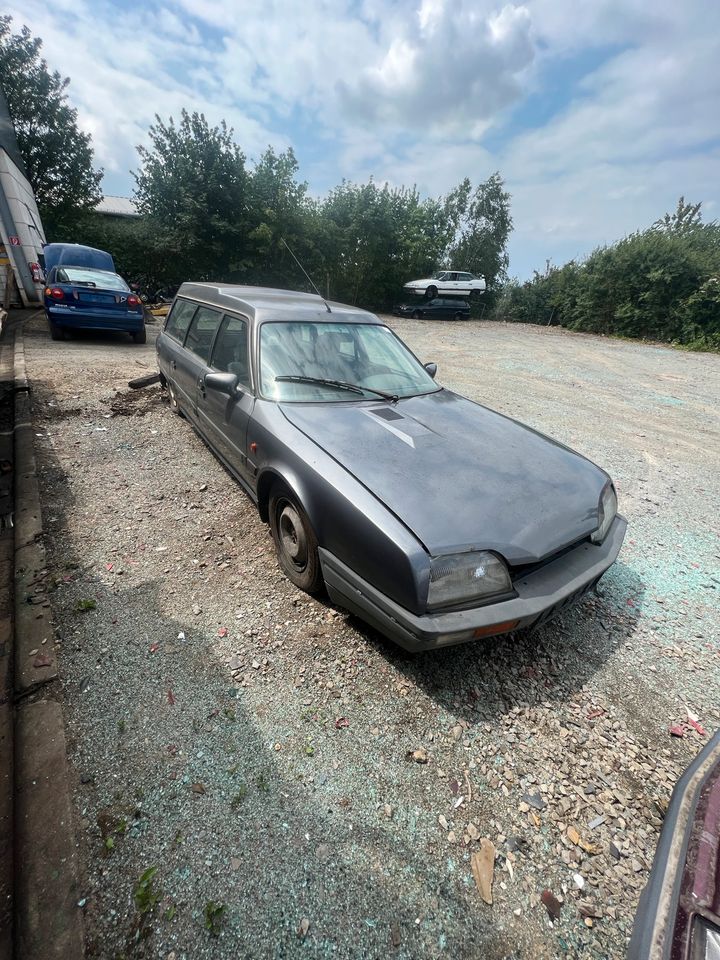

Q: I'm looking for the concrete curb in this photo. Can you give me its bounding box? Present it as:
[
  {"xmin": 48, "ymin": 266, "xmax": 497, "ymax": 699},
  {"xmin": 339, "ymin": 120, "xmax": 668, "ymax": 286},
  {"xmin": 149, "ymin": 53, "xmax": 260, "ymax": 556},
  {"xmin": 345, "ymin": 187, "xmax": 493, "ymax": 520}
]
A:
[
  {"xmin": 12, "ymin": 319, "xmax": 84, "ymax": 959},
  {"xmin": 1, "ymin": 316, "xmax": 17, "ymax": 959},
  {"xmin": 14, "ymin": 701, "xmax": 84, "ymax": 959},
  {"xmin": 13, "ymin": 334, "xmax": 56, "ymax": 695}
]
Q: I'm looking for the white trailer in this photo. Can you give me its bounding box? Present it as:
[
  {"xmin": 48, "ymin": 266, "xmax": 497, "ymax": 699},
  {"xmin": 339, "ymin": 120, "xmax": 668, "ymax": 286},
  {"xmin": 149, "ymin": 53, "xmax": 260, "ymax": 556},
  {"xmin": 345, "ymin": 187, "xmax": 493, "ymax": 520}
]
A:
[{"xmin": 0, "ymin": 89, "xmax": 46, "ymax": 308}]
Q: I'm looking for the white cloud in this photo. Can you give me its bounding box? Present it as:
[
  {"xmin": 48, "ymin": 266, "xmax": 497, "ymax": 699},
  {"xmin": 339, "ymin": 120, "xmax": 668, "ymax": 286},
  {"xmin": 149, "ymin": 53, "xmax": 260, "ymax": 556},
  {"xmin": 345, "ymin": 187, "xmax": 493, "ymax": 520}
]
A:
[
  {"xmin": 4, "ymin": 0, "xmax": 719, "ymax": 277},
  {"xmin": 338, "ymin": 2, "xmax": 536, "ymax": 133}
]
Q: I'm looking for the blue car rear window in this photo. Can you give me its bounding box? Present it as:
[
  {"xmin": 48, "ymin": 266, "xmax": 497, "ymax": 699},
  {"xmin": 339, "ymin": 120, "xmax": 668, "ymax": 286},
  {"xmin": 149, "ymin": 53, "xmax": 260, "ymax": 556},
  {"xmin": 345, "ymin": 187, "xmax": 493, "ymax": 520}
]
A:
[{"xmin": 57, "ymin": 268, "xmax": 128, "ymax": 291}]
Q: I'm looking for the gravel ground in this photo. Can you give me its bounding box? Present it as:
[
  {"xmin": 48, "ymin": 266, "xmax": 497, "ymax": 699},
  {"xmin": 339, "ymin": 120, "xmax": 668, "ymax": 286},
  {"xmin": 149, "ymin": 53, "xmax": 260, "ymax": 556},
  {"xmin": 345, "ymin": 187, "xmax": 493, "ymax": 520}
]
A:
[{"xmin": 23, "ymin": 311, "xmax": 720, "ymax": 959}]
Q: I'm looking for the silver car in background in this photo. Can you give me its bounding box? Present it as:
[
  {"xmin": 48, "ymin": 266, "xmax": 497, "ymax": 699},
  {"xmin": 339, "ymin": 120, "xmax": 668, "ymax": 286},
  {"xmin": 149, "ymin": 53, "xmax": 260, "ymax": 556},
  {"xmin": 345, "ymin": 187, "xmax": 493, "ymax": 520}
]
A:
[{"xmin": 156, "ymin": 283, "xmax": 626, "ymax": 652}]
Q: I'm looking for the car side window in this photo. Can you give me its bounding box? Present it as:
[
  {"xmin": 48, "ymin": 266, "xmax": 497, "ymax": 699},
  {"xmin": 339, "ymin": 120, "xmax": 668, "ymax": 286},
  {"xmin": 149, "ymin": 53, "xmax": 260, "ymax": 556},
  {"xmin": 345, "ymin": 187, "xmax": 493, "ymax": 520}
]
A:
[
  {"xmin": 211, "ymin": 315, "xmax": 251, "ymax": 388},
  {"xmin": 165, "ymin": 299, "xmax": 197, "ymax": 343},
  {"xmin": 459, "ymin": 273, "xmax": 473, "ymax": 281},
  {"xmin": 185, "ymin": 306, "xmax": 222, "ymax": 363}
]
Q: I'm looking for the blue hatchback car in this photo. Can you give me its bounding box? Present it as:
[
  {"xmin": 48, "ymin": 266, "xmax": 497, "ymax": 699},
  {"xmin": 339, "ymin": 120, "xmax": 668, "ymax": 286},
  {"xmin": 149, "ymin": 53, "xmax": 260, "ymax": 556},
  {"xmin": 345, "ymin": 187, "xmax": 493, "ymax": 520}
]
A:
[{"xmin": 43, "ymin": 264, "xmax": 146, "ymax": 343}]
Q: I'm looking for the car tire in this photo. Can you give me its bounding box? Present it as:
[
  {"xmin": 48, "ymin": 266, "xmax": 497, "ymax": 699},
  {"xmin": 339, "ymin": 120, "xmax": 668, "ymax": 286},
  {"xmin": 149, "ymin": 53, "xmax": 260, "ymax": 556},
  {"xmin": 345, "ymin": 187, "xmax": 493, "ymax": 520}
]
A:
[
  {"xmin": 167, "ymin": 380, "xmax": 182, "ymax": 416},
  {"xmin": 425, "ymin": 285, "xmax": 438, "ymax": 299},
  {"xmin": 49, "ymin": 321, "xmax": 65, "ymax": 341},
  {"xmin": 132, "ymin": 327, "xmax": 147, "ymax": 344},
  {"xmin": 454, "ymin": 311, "xmax": 466, "ymax": 321},
  {"xmin": 412, "ymin": 310, "xmax": 423, "ymax": 319},
  {"xmin": 269, "ymin": 487, "xmax": 324, "ymax": 595}
]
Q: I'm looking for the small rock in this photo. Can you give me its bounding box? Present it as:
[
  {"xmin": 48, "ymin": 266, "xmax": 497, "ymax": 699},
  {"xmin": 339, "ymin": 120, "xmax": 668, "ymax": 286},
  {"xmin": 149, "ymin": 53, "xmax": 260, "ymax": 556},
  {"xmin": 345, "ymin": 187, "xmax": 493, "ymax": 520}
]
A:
[
  {"xmin": 297, "ymin": 918, "xmax": 310, "ymax": 938},
  {"xmin": 406, "ymin": 749, "xmax": 429, "ymax": 764},
  {"xmin": 541, "ymin": 889, "xmax": 562, "ymax": 921}
]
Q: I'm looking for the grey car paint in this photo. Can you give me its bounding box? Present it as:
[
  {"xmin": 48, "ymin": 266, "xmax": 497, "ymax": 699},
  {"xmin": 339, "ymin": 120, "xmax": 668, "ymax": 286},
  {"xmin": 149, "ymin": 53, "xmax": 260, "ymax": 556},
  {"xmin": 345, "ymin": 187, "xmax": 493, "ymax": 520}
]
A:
[{"xmin": 156, "ymin": 283, "xmax": 627, "ymax": 651}]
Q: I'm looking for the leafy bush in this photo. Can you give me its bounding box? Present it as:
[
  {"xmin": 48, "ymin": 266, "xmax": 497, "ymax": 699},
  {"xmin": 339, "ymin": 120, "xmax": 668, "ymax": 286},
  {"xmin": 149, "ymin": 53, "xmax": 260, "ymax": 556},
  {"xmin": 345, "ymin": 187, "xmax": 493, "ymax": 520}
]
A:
[{"xmin": 493, "ymin": 200, "xmax": 720, "ymax": 350}]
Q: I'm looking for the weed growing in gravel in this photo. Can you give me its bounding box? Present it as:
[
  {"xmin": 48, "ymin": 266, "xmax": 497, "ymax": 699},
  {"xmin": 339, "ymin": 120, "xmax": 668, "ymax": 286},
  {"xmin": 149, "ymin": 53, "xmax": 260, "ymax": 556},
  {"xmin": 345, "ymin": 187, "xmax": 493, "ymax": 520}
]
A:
[
  {"xmin": 75, "ymin": 598, "xmax": 97, "ymax": 612},
  {"xmin": 118, "ymin": 719, "xmax": 126, "ymax": 734},
  {"xmin": 164, "ymin": 905, "xmax": 176, "ymax": 922},
  {"xmin": 230, "ymin": 786, "xmax": 248, "ymax": 808},
  {"xmin": 134, "ymin": 867, "xmax": 162, "ymax": 914},
  {"xmin": 204, "ymin": 901, "xmax": 226, "ymax": 936},
  {"xmin": 255, "ymin": 772, "xmax": 270, "ymax": 792}
]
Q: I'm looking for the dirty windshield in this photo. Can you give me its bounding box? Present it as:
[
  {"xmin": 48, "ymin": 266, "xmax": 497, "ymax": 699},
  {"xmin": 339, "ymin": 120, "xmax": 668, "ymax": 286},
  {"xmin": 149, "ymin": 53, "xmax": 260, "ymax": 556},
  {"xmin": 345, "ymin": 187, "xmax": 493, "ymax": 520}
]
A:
[{"xmin": 259, "ymin": 321, "xmax": 439, "ymax": 401}]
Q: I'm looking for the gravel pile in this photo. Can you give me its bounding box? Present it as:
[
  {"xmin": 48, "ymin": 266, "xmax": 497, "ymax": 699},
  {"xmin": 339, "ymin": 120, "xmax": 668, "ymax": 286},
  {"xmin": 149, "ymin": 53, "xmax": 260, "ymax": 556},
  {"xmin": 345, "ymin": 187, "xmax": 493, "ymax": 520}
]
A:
[{"xmin": 23, "ymin": 315, "xmax": 719, "ymax": 958}]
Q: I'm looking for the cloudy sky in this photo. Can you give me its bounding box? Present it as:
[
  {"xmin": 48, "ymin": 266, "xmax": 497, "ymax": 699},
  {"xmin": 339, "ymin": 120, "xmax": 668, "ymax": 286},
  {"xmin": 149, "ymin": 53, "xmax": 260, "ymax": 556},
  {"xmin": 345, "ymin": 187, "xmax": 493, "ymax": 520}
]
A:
[{"xmin": 9, "ymin": 0, "xmax": 720, "ymax": 277}]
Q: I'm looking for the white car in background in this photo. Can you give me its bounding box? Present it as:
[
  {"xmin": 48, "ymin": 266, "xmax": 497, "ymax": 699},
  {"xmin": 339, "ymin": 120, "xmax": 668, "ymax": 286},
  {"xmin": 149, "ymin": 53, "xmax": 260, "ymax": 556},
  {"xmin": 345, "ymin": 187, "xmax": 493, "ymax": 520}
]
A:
[{"xmin": 404, "ymin": 270, "xmax": 486, "ymax": 300}]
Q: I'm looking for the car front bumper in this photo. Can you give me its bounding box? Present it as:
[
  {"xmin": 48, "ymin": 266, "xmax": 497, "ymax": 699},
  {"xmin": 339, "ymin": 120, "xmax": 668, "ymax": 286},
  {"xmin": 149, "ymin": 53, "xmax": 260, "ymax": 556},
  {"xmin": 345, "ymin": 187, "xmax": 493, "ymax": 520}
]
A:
[{"xmin": 320, "ymin": 515, "xmax": 627, "ymax": 652}]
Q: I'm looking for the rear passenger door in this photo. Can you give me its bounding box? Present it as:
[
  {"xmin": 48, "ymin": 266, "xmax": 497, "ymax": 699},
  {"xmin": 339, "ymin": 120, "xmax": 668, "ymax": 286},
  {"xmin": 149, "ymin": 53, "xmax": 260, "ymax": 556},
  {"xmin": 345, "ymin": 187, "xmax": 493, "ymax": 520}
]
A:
[
  {"xmin": 174, "ymin": 305, "xmax": 222, "ymax": 421},
  {"xmin": 199, "ymin": 314, "xmax": 256, "ymax": 485}
]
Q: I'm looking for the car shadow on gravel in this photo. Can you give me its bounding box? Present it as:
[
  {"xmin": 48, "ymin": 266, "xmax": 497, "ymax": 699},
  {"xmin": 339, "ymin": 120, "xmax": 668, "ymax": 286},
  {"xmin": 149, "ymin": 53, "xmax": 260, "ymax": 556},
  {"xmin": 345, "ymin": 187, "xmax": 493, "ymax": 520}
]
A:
[
  {"xmin": 345, "ymin": 561, "xmax": 647, "ymax": 725},
  {"xmin": 36, "ymin": 437, "xmax": 520, "ymax": 959}
]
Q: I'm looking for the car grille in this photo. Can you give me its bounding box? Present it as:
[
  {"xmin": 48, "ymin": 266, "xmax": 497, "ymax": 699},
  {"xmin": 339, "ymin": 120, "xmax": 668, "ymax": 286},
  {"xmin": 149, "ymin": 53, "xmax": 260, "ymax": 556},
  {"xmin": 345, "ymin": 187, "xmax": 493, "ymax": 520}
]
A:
[{"xmin": 529, "ymin": 575, "xmax": 602, "ymax": 632}]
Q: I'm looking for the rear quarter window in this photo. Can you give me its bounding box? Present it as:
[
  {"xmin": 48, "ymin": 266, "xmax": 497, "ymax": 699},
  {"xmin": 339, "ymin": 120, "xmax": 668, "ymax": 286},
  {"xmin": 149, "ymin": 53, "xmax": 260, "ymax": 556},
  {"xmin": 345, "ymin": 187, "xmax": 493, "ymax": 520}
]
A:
[{"xmin": 165, "ymin": 299, "xmax": 197, "ymax": 343}]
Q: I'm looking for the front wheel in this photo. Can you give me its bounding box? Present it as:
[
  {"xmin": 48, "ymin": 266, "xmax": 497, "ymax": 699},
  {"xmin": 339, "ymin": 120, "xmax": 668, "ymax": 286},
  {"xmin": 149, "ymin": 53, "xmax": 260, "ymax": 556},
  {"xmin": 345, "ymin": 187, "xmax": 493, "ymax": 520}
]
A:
[
  {"xmin": 412, "ymin": 310, "xmax": 423, "ymax": 319},
  {"xmin": 425, "ymin": 285, "xmax": 438, "ymax": 299},
  {"xmin": 269, "ymin": 488, "xmax": 324, "ymax": 594},
  {"xmin": 132, "ymin": 327, "xmax": 147, "ymax": 344}
]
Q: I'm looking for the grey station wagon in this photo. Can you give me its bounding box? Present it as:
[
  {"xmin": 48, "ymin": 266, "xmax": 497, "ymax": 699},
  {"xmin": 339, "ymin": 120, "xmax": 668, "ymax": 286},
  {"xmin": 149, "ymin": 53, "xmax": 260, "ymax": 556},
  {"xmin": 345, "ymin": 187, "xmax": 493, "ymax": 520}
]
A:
[{"xmin": 156, "ymin": 284, "xmax": 627, "ymax": 652}]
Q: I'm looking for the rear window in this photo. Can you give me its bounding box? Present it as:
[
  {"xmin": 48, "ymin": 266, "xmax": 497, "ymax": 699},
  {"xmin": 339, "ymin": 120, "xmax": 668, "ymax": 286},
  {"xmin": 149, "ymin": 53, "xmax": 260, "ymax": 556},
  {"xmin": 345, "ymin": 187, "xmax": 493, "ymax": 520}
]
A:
[
  {"xmin": 57, "ymin": 268, "xmax": 128, "ymax": 290},
  {"xmin": 165, "ymin": 299, "xmax": 197, "ymax": 342}
]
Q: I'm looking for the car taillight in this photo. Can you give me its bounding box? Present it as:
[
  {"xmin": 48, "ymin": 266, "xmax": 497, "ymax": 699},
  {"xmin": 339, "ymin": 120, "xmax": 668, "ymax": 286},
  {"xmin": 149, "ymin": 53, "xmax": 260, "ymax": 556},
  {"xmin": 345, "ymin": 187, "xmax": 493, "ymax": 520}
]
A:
[
  {"xmin": 45, "ymin": 287, "xmax": 64, "ymax": 300},
  {"xmin": 127, "ymin": 294, "xmax": 141, "ymax": 308}
]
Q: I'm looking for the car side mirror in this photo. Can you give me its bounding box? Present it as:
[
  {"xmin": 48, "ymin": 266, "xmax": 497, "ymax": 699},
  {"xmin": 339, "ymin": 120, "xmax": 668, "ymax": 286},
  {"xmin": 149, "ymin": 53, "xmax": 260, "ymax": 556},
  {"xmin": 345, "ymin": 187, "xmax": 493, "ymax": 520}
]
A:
[
  {"xmin": 205, "ymin": 372, "xmax": 239, "ymax": 395},
  {"xmin": 424, "ymin": 362, "xmax": 437, "ymax": 379}
]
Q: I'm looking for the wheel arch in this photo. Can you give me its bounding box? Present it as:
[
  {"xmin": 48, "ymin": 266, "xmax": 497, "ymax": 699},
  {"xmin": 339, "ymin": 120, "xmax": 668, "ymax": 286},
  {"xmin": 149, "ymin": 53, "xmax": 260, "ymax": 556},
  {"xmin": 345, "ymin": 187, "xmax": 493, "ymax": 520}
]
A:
[{"xmin": 256, "ymin": 466, "xmax": 313, "ymax": 527}]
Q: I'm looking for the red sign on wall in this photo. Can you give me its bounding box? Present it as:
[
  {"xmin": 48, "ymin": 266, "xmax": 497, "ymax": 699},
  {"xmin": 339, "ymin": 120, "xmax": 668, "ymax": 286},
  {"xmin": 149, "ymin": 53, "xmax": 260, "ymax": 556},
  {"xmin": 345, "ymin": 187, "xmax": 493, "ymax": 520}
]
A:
[{"xmin": 8, "ymin": 236, "xmax": 20, "ymax": 245}]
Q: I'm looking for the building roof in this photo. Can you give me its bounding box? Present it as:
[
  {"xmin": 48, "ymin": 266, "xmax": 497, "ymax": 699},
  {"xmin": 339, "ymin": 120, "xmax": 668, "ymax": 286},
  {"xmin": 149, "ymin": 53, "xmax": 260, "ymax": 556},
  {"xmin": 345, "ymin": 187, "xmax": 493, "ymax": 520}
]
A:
[{"xmin": 95, "ymin": 195, "xmax": 139, "ymax": 217}]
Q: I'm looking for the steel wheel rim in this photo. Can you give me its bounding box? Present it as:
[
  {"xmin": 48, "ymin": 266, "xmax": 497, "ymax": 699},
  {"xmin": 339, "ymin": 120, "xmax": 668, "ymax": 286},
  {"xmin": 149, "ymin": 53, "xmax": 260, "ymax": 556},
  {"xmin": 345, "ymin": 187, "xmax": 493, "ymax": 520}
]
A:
[{"xmin": 278, "ymin": 503, "xmax": 308, "ymax": 572}]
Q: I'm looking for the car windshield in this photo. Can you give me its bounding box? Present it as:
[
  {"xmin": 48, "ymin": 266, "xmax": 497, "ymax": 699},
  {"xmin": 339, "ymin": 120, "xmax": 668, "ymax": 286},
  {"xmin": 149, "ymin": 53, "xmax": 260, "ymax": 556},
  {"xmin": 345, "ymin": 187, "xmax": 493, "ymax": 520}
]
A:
[
  {"xmin": 431, "ymin": 271, "xmax": 448, "ymax": 280},
  {"xmin": 259, "ymin": 321, "xmax": 439, "ymax": 402},
  {"xmin": 57, "ymin": 267, "xmax": 128, "ymax": 291}
]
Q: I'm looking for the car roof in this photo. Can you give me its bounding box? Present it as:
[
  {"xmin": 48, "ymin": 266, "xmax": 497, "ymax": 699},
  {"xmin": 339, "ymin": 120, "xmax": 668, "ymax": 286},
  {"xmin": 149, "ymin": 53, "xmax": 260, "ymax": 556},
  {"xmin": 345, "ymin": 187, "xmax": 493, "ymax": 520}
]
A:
[{"xmin": 177, "ymin": 283, "xmax": 382, "ymax": 325}]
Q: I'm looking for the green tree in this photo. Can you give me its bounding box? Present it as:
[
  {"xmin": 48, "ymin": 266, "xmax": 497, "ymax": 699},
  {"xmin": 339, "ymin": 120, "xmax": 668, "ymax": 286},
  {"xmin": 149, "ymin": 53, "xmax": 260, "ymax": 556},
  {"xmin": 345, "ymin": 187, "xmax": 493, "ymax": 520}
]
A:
[
  {"xmin": 0, "ymin": 15, "xmax": 103, "ymax": 235},
  {"xmin": 133, "ymin": 110, "xmax": 250, "ymax": 283},
  {"xmin": 444, "ymin": 172, "xmax": 513, "ymax": 289}
]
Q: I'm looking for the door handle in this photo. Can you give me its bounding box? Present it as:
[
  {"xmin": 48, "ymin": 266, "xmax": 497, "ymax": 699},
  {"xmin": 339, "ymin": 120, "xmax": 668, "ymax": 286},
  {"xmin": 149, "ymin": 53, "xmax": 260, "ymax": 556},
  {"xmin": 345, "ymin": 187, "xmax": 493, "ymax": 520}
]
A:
[{"xmin": 170, "ymin": 360, "xmax": 177, "ymax": 370}]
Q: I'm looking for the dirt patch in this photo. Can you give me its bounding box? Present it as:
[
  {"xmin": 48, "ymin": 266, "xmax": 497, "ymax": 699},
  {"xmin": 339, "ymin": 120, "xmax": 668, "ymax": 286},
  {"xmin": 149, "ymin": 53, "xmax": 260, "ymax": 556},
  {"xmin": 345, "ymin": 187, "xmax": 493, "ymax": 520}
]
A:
[{"xmin": 108, "ymin": 386, "xmax": 166, "ymax": 417}]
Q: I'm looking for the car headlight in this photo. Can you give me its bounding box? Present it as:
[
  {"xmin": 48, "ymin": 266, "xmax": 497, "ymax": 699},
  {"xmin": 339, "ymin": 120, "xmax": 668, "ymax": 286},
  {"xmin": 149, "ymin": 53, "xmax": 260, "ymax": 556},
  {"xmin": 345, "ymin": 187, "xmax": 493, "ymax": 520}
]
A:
[
  {"xmin": 591, "ymin": 482, "xmax": 617, "ymax": 544},
  {"xmin": 428, "ymin": 551, "xmax": 512, "ymax": 609}
]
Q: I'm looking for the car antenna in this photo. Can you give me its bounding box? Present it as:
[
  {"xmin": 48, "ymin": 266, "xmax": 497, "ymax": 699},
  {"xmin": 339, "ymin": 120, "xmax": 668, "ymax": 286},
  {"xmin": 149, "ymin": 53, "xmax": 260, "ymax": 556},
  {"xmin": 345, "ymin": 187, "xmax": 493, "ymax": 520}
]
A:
[{"xmin": 280, "ymin": 237, "xmax": 331, "ymax": 312}]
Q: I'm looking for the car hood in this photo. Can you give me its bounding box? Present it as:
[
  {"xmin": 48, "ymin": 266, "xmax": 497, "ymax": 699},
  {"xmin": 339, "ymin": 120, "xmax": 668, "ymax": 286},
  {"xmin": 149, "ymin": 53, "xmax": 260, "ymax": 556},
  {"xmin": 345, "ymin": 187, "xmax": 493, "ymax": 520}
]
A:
[
  {"xmin": 279, "ymin": 390, "xmax": 609, "ymax": 563},
  {"xmin": 404, "ymin": 278, "xmax": 433, "ymax": 286}
]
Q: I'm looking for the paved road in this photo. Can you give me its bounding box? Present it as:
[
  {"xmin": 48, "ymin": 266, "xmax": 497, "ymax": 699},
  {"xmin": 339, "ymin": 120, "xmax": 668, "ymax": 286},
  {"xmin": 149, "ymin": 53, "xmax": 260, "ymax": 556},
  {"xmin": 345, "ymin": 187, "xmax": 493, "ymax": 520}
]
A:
[{"xmin": 20, "ymin": 312, "xmax": 720, "ymax": 959}]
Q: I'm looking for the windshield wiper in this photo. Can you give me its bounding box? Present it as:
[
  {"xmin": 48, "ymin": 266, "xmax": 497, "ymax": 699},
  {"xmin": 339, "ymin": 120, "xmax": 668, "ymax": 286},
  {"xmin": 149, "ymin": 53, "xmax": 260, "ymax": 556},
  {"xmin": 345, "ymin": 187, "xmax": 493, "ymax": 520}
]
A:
[{"xmin": 275, "ymin": 375, "xmax": 398, "ymax": 403}]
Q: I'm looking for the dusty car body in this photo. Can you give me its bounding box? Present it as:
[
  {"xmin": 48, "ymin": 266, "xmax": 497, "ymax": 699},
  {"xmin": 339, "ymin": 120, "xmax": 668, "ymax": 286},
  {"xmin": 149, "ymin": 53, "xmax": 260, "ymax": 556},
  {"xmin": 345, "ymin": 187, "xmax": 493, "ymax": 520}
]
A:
[
  {"xmin": 156, "ymin": 284, "xmax": 626, "ymax": 652},
  {"xmin": 629, "ymin": 727, "xmax": 720, "ymax": 960},
  {"xmin": 403, "ymin": 270, "xmax": 486, "ymax": 300},
  {"xmin": 393, "ymin": 298, "xmax": 470, "ymax": 320}
]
